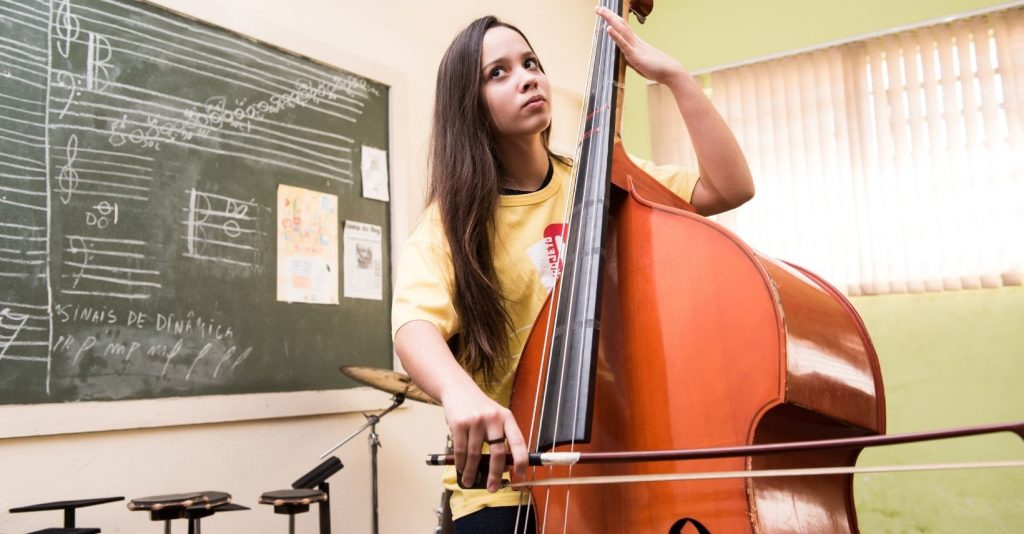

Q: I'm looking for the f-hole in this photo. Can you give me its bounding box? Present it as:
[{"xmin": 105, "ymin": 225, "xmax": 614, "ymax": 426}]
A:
[{"xmin": 668, "ymin": 517, "xmax": 711, "ymax": 534}]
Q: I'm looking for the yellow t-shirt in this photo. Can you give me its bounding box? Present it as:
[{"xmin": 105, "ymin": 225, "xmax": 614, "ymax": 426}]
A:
[{"xmin": 391, "ymin": 155, "xmax": 698, "ymax": 520}]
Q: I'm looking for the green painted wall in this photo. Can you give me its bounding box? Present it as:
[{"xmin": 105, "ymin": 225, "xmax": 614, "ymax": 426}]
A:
[
  {"xmin": 851, "ymin": 288, "xmax": 1024, "ymax": 532},
  {"xmin": 620, "ymin": 2, "xmax": 1024, "ymax": 529}
]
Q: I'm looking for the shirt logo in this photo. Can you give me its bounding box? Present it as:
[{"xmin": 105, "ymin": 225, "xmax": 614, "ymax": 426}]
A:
[{"xmin": 526, "ymin": 223, "xmax": 566, "ymax": 291}]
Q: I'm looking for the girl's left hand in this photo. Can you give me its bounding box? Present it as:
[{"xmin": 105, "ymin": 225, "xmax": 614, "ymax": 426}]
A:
[{"xmin": 595, "ymin": 6, "xmax": 685, "ymax": 85}]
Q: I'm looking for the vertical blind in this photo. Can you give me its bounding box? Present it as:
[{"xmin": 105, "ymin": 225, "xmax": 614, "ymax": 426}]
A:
[{"xmin": 649, "ymin": 7, "xmax": 1024, "ymax": 295}]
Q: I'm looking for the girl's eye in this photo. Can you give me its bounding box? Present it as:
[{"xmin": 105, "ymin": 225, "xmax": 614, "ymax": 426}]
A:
[
  {"xmin": 525, "ymin": 58, "xmax": 538, "ymax": 69},
  {"xmin": 489, "ymin": 67, "xmax": 506, "ymax": 79}
]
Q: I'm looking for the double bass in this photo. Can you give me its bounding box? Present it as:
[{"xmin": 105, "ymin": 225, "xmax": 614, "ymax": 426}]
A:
[
  {"xmin": 429, "ymin": 1, "xmax": 1021, "ymax": 531},
  {"xmin": 511, "ymin": 1, "xmax": 880, "ymax": 531}
]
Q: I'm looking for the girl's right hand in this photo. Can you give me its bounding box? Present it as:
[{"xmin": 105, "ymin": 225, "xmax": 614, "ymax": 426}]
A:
[
  {"xmin": 442, "ymin": 385, "xmax": 528, "ymax": 493},
  {"xmin": 393, "ymin": 320, "xmax": 528, "ymax": 492}
]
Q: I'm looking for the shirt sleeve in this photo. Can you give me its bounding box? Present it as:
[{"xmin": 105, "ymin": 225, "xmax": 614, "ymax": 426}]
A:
[
  {"xmin": 626, "ymin": 154, "xmax": 700, "ymax": 203},
  {"xmin": 391, "ymin": 238, "xmax": 459, "ymax": 341}
]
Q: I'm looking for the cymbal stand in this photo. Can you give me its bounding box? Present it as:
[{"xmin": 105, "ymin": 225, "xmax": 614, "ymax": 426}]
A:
[{"xmin": 320, "ymin": 393, "xmax": 406, "ymax": 534}]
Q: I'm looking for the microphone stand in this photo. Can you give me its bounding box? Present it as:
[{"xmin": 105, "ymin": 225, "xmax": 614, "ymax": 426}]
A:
[{"xmin": 320, "ymin": 393, "xmax": 406, "ymax": 534}]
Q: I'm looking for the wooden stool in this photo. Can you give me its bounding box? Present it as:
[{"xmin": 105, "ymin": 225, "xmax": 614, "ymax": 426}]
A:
[
  {"xmin": 258, "ymin": 489, "xmax": 327, "ymax": 534},
  {"xmin": 9, "ymin": 495, "xmax": 124, "ymax": 534},
  {"xmin": 128, "ymin": 491, "xmax": 246, "ymax": 534}
]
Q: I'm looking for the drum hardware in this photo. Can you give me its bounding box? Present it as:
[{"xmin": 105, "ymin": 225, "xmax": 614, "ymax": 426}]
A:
[
  {"xmin": 324, "ymin": 365, "xmax": 438, "ymax": 534},
  {"xmin": 9, "ymin": 495, "xmax": 124, "ymax": 534},
  {"xmin": 319, "ymin": 392, "xmax": 404, "ymax": 534},
  {"xmin": 433, "ymin": 435, "xmax": 454, "ymax": 534},
  {"xmin": 127, "ymin": 491, "xmax": 247, "ymax": 534},
  {"xmin": 433, "ymin": 488, "xmax": 454, "ymax": 534},
  {"xmin": 337, "ymin": 366, "xmax": 439, "ymax": 406}
]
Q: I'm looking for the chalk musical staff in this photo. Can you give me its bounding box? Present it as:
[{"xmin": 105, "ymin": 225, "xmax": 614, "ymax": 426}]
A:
[
  {"xmin": 182, "ymin": 188, "xmax": 264, "ymax": 269},
  {"xmin": 0, "ymin": 307, "xmax": 36, "ymax": 363},
  {"xmin": 0, "ymin": 302, "xmax": 49, "ymax": 365},
  {"xmin": 1, "ymin": 0, "xmax": 391, "ymax": 403},
  {"xmin": 62, "ymin": 235, "xmax": 162, "ymax": 300},
  {"xmin": 0, "ymin": 222, "xmax": 47, "ymax": 281}
]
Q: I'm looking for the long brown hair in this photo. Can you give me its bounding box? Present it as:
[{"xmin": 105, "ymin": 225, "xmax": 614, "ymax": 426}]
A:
[{"xmin": 428, "ymin": 16, "xmax": 557, "ymax": 386}]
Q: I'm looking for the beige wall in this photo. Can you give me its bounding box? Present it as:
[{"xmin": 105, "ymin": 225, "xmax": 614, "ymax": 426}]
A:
[{"xmin": 0, "ymin": 1, "xmax": 594, "ymax": 533}]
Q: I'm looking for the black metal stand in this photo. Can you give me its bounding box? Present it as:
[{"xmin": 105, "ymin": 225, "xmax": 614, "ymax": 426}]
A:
[
  {"xmin": 317, "ymin": 481, "xmax": 331, "ymax": 534},
  {"xmin": 319, "ymin": 394, "xmax": 405, "ymax": 534},
  {"xmin": 281, "ymin": 457, "xmax": 343, "ymax": 534}
]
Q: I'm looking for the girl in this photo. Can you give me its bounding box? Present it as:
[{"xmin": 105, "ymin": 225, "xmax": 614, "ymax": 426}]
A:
[{"xmin": 393, "ymin": 6, "xmax": 754, "ymax": 533}]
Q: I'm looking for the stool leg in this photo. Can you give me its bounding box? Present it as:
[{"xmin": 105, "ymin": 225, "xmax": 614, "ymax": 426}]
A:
[
  {"xmin": 165, "ymin": 519, "xmax": 172, "ymax": 534},
  {"xmin": 289, "ymin": 514, "xmax": 295, "ymax": 534}
]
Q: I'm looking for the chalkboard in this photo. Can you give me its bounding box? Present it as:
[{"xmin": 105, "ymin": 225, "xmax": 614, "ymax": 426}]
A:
[{"xmin": 0, "ymin": 0, "xmax": 391, "ymax": 404}]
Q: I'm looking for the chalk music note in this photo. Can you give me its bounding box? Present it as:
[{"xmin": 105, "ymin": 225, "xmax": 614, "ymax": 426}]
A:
[
  {"xmin": 67, "ymin": 236, "xmax": 91, "ymax": 288},
  {"xmin": 0, "ymin": 307, "xmax": 30, "ymax": 361},
  {"xmin": 222, "ymin": 198, "xmax": 251, "ymax": 238},
  {"xmin": 57, "ymin": 135, "xmax": 80, "ymax": 205},
  {"xmin": 54, "ymin": 0, "xmax": 81, "ymax": 59}
]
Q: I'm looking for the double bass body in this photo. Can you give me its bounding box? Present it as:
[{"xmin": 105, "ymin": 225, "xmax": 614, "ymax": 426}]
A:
[{"xmin": 510, "ymin": 146, "xmax": 886, "ymax": 533}]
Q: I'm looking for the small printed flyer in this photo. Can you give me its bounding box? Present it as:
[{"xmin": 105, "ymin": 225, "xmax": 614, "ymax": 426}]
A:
[
  {"xmin": 361, "ymin": 145, "xmax": 390, "ymax": 202},
  {"xmin": 343, "ymin": 220, "xmax": 383, "ymax": 300},
  {"xmin": 276, "ymin": 184, "xmax": 339, "ymax": 304}
]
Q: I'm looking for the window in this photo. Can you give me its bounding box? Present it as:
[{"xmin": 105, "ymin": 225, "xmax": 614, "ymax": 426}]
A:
[{"xmin": 648, "ymin": 7, "xmax": 1023, "ymax": 295}]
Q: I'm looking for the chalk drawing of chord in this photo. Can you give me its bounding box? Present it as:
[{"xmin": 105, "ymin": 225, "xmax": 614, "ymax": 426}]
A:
[{"xmin": 183, "ymin": 188, "xmax": 262, "ymax": 269}]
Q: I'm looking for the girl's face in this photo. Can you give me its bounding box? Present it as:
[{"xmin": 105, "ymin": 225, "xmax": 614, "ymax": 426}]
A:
[{"xmin": 479, "ymin": 27, "xmax": 551, "ymax": 140}]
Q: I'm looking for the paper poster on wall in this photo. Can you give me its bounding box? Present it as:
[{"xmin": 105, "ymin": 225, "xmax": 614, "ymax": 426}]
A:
[
  {"xmin": 361, "ymin": 146, "xmax": 390, "ymax": 201},
  {"xmin": 343, "ymin": 221, "xmax": 383, "ymax": 300},
  {"xmin": 277, "ymin": 184, "xmax": 339, "ymax": 304}
]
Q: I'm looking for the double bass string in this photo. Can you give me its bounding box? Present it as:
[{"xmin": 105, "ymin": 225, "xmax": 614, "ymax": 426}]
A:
[
  {"xmin": 515, "ymin": 6, "xmax": 602, "ymax": 531},
  {"xmin": 511, "ymin": 2, "xmax": 624, "ymax": 532},
  {"xmin": 534, "ymin": 2, "xmax": 623, "ymax": 532},
  {"xmin": 520, "ymin": 4, "xmax": 614, "ymax": 533}
]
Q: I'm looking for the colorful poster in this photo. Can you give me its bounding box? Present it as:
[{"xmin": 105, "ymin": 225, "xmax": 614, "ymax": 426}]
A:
[
  {"xmin": 276, "ymin": 185, "xmax": 339, "ymax": 304},
  {"xmin": 343, "ymin": 221, "xmax": 383, "ymax": 300}
]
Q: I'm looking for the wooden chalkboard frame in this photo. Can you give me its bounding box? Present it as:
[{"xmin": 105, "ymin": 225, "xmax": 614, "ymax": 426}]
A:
[{"xmin": 0, "ymin": 0, "xmax": 419, "ymax": 436}]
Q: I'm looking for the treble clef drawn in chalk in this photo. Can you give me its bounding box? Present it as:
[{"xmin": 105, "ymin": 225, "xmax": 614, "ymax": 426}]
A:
[
  {"xmin": 55, "ymin": 70, "xmax": 80, "ymax": 120},
  {"xmin": 67, "ymin": 236, "xmax": 92, "ymax": 288},
  {"xmin": 54, "ymin": 0, "xmax": 81, "ymax": 59},
  {"xmin": 0, "ymin": 307, "xmax": 30, "ymax": 361},
  {"xmin": 86, "ymin": 32, "xmax": 114, "ymax": 93},
  {"xmin": 57, "ymin": 135, "xmax": 80, "ymax": 204}
]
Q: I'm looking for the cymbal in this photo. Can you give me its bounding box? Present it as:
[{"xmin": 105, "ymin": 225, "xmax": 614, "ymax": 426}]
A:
[{"xmin": 340, "ymin": 365, "xmax": 439, "ymax": 406}]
